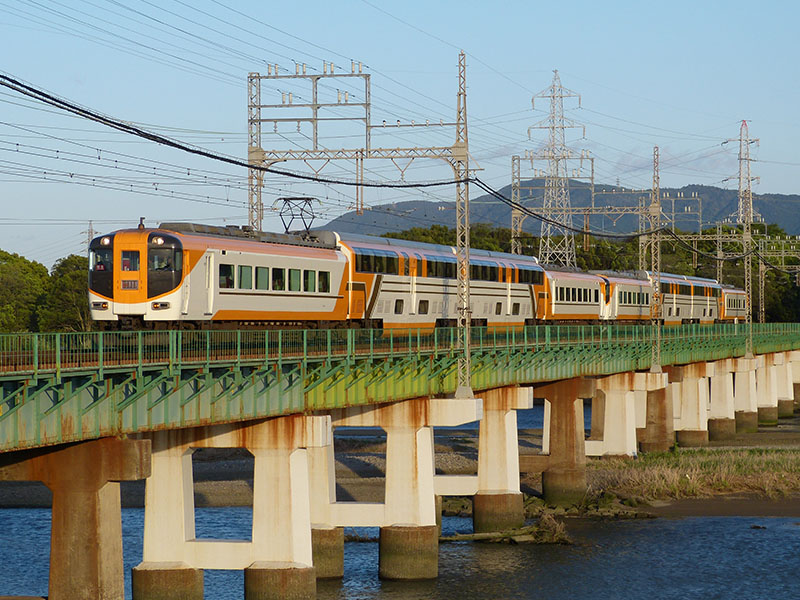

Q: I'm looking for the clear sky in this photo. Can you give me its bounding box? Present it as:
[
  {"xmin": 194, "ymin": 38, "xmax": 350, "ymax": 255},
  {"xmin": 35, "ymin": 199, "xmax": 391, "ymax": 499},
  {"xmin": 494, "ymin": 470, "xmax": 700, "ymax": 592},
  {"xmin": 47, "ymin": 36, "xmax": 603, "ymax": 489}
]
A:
[{"xmin": 1, "ymin": 0, "xmax": 798, "ymax": 267}]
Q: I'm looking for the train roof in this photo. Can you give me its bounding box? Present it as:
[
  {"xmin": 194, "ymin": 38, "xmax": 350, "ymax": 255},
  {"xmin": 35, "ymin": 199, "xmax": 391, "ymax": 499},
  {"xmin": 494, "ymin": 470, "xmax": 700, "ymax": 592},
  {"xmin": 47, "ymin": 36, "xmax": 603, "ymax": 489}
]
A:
[
  {"xmin": 337, "ymin": 232, "xmax": 542, "ymax": 267},
  {"xmin": 158, "ymin": 222, "xmax": 339, "ymax": 250}
]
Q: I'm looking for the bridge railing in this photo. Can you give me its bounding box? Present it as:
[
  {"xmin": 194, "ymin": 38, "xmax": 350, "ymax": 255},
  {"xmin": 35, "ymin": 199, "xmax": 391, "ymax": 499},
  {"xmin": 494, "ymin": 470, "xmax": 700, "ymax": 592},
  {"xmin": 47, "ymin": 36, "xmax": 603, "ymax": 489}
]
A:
[{"xmin": 2, "ymin": 323, "xmax": 800, "ymax": 378}]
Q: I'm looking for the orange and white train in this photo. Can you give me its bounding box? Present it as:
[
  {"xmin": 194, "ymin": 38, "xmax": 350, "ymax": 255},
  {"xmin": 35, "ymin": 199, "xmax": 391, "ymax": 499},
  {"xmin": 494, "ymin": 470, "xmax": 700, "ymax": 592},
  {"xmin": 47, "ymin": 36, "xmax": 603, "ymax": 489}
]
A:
[{"xmin": 88, "ymin": 222, "xmax": 748, "ymax": 329}]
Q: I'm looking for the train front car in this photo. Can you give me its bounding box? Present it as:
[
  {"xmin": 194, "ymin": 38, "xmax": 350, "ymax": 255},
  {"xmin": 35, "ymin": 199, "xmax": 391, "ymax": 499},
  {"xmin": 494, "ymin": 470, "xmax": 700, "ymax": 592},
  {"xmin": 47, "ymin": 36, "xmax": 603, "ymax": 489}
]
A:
[{"xmin": 89, "ymin": 227, "xmax": 185, "ymax": 328}]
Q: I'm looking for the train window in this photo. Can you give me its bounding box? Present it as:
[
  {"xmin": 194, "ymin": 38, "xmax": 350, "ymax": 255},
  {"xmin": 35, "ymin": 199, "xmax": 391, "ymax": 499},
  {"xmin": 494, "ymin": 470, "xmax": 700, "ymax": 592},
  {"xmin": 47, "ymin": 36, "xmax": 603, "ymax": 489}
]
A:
[
  {"xmin": 303, "ymin": 270, "xmax": 316, "ymax": 292},
  {"xmin": 583, "ymin": 289, "xmax": 588, "ymax": 302},
  {"xmin": 661, "ymin": 282, "xmax": 670, "ymax": 294},
  {"xmin": 419, "ymin": 299, "xmax": 429, "ymax": 314},
  {"xmin": 238, "ymin": 266, "xmax": 252, "ymax": 289},
  {"xmin": 149, "ymin": 248, "xmax": 177, "ymax": 272},
  {"xmin": 318, "ymin": 271, "xmax": 330, "ymax": 293},
  {"xmin": 495, "ymin": 302, "xmax": 502, "ymax": 315},
  {"xmin": 289, "ymin": 269, "xmax": 301, "ymax": 292},
  {"xmin": 121, "ymin": 251, "xmax": 139, "ymax": 272},
  {"xmin": 91, "ymin": 248, "xmax": 113, "ymax": 272},
  {"xmin": 272, "ymin": 268, "xmax": 286, "ymax": 291},
  {"xmin": 219, "ymin": 264, "xmax": 234, "ymax": 289},
  {"xmin": 594, "ymin": 289, "xmax": 599, "ymax": 303},
  {"xmin": 668, "ymin": 307, "xmax": 672, "ymax": 316},
  {"xmin": 512, "ymin": 302, "xmax": 520, "ymax": 316},
  {"xmin": 570, "ymin": 288, "xmax": 575, "ymax": 302},
  {"xmin": 394, "ymin": 299, "xmax": 404, "ymax": 314},
  {"xmin": 645, "ymin": 293, "xmax": 649, "ymax": 304},
  {"xmin": 256, "ymin": 267, "xmax": 269, "ymax": 290}
]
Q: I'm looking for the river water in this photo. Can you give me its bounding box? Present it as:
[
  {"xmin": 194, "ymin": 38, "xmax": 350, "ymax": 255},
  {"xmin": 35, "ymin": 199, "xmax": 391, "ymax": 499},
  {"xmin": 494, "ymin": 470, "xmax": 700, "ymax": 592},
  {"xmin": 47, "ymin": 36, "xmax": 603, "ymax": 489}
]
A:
[{"xmin": 1, "ymin": 507, "xmax": 798, "ymax": 599}]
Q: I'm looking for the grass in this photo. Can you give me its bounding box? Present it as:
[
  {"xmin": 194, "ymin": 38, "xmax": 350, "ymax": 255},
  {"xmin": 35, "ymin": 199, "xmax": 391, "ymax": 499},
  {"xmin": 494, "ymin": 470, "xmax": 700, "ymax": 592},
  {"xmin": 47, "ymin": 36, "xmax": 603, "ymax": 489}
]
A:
[{"xmin": 587, "ymin": 448, "xmax": 800, "ymax": 500}]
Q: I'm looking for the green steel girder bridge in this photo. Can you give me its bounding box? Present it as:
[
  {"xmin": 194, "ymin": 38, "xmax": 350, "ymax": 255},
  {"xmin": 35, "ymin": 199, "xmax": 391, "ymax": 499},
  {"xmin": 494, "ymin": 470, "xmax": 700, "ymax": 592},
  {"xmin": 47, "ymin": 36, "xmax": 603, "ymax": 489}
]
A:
[{"xmin": 2, "ymin": 323, "xmax": 800, "ymax": 452}]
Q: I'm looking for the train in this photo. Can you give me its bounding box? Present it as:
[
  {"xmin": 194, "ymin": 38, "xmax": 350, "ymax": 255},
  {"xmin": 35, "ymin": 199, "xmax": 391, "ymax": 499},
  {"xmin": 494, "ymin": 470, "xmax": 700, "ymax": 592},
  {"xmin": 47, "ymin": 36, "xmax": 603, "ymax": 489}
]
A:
[{"xmin": 88, "ymin": 222, "xmax": 748, "ymax": 330}]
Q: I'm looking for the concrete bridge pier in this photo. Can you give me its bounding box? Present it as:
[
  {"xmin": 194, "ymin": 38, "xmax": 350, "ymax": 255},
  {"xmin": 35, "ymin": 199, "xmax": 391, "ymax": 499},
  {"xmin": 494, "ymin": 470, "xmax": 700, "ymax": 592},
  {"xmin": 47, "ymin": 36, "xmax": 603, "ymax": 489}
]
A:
[
  {"xmin": 756, "ymin": 354, "xmax": 779, "ymax": 426},
  {"xmin": 0, "ymin": 436, "xmax": 151, "ymax": 600},
  {"xmin": 790, "ymin": 350, "xmax": 800, "ymax": 412},
  {"xmin": 586, "ymin": 374, "xmax": 638, "ymax": 458},
  {"xmin": 635, "ymin": 372, "xmax": 672, "ymax": 452},
  {"xmin": 132, "ymin": 416, "xmax": 330, "ymax": 600},
  {"xmin": 733, "ymin": 357, "xmax": 759, "ymax": 432},
  {"xmin": 535, "ymin": 378, "xmax": 591, "ymax": 506},
  {"xmin": 708, "ymin": 359, "xmax": 736, "ymax": 440},
  {"xmin": 329, "ymin": 396, "xmax": 480, "ymax": 580},
  {"xmin": 307, "ymin": 440, "xmax": 344, "ymax": 579},
  {"xmin": 774, "ymin": 352, "xmax": 795, "ymax": 418},
  {"xmin": 471, "ymin": 386, "xmax": 532, "ymax": 532},
  {"xmin": 666, "ymin": 363, "xmax": 713, "ymax": 447}
]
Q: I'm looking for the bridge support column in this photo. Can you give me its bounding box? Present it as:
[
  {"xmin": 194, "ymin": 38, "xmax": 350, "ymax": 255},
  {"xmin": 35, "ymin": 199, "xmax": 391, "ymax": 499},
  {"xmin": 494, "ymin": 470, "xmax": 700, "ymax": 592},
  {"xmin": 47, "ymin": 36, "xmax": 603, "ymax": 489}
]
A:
[
  {"xmin": 586, "ymin": 374, "xmax": 637, "ymax": 457},
  {"xmin": 635, "ymin": 372, "xmax": 671, "ymax": 453},
  {"xmin": 472, "ymin": 386, "xmax": 531, "ymax": 532},
  {"xmin": 756, "ymin": 354, "xmax": 779, "ymax": 426},
  {"xmin": 307, "ymin": 440, "xmax": 343, "ymax": 579},
  {"xmin": 790, "ymin": 351, "xmax": 800, "ymax": 412},
  {"xmin": 0, "ymin": 437, "xmax": 151, "ymax": 600},
  {"xmin": 708, "ymin": 359, "xmax": 736, "ymax": 441},
  {"xmin": 536, "ymin": 378, "xmax": 590, "ymax": 507},
  {"xmin": 330, "ymin": 396, "xmax": 480, "ymax": 580},
  {"xmin": 133, "ymin": 416, "xmax": 329, "ymax": 600},
  {"xmin": 666, "ymin": 363, "xmax": 712, "ymax": 448},
  {"xmin": 774, "ymin": 352, "xmax": 795, "ymax": 418},
  {"xmin": 733, "ymin": 357, "xmax": 759, "ymax": 432}
]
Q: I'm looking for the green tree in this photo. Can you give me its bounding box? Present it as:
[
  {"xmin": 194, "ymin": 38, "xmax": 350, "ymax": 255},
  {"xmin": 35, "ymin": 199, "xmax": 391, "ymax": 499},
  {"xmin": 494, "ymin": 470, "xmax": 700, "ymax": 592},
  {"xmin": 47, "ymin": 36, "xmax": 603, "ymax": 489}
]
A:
[
  {"xmin": 0, "ymin": 250, "xmax": 49, "ymax": 332},
  {"xmin": 37, "ymin": 254, "xmax": 91, "ymax": 332}
]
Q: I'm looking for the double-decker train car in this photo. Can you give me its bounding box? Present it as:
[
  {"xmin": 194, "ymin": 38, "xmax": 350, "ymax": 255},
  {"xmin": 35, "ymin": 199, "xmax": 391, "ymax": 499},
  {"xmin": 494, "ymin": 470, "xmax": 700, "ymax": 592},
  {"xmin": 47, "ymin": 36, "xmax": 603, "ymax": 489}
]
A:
[{"xmin": 88, "ymin": 222, "xmax": 746, "ymax": 329}]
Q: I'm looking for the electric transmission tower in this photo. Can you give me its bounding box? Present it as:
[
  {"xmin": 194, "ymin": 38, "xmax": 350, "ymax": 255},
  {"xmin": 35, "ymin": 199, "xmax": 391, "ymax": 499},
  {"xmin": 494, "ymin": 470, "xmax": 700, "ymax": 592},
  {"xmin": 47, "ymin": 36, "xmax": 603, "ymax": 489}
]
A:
[
  {"xmin": 729, "ymin": 120, "xmax": 758, "ymax": 355},
  {"xmin": 523, "ymin": 70, "xmax": 587, "ymax": 267},
  {"xmin": 647, "ymin": 147, "xmax": 663, "ymax": 372}
]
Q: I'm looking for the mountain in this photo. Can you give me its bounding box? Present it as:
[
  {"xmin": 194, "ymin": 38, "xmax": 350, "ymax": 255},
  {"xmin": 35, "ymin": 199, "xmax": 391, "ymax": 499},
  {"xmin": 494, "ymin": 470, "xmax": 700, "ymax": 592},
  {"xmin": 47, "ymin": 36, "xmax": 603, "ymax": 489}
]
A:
[{"xmin": 321, "ymin": 180, "xmax": 800, "ymax": 237}]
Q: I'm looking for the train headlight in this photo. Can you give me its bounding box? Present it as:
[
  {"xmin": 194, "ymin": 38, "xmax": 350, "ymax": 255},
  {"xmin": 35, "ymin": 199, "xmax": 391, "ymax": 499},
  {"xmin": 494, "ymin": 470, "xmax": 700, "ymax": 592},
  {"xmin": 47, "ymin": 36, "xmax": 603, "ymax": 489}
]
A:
[
  {"xmin": 100, "ymin": 237, "xmax": 111, "ymax": 246},
  {"xmin": 153, "ymin": 236, "xmax": 164, "ymax": 245},
  {"xmin": 151, "ymin": 302, "xmax": 170, "ymax": 310},
  {"xmin": 91, "ymin": 302, "xmax": 108, "ymax": 310}
]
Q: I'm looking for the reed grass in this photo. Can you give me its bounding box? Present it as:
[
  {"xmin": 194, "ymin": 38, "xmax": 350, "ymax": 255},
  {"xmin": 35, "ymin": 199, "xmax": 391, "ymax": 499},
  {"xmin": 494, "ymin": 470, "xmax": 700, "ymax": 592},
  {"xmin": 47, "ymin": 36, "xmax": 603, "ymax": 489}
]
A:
[{"xmin": 587, "ymin": 448, "xmax": 800, "ymax": 500}]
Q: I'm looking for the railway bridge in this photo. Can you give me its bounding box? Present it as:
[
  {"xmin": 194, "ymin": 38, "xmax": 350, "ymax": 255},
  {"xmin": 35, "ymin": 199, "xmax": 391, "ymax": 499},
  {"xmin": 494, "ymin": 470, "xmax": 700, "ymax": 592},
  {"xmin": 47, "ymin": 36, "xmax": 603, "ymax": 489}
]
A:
[{"xmin": 1, "ymin": 323, "xmax": 799, "ymax": 599}]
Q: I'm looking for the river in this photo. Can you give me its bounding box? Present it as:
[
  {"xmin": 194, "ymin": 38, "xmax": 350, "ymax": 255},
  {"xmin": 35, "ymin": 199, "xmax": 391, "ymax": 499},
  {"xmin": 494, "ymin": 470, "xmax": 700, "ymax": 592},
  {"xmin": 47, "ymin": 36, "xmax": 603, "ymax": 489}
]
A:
[{"xmin": 1, "ymin": 507, "xmax": 797, "ymax": 599}]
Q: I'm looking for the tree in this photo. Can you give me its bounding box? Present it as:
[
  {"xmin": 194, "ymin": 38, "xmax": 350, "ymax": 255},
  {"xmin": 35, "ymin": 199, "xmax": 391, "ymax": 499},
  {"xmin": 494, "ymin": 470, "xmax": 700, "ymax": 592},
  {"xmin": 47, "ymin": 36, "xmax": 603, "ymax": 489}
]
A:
[
  {"xmin": 37, "ymin": 254, "xmax": 91, "ymax": 332},
  {"xmin": 0, "ymin": 250, "xmax": 49, "ymax": 332}
]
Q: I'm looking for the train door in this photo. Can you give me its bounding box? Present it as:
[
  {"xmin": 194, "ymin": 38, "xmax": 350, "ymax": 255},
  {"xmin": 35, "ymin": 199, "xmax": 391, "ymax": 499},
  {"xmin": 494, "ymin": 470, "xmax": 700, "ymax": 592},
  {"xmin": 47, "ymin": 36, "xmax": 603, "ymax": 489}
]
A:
[
  {"xmin": 113, "ymin": 246, "xmax": 146, "ymax": 314},
  {"xmin": 409, "ymin": 253, "xmax": 419, "ymax": 314}
]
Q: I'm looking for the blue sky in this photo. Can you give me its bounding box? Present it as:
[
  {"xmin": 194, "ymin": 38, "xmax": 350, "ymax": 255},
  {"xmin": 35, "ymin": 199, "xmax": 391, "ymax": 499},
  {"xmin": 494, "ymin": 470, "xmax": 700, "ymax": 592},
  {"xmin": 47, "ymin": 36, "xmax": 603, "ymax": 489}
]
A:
[{"xmin": 1, "ymin": 0, "xmax": 798, "ymax": 266}]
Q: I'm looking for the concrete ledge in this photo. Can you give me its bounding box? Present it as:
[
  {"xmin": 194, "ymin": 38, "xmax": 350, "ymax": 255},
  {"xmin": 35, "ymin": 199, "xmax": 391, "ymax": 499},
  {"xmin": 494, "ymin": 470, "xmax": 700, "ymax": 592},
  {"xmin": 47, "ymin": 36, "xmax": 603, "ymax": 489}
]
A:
[
  {"xmin": 735, "ymin": 411, "xmax": 758, "ymax": 433},
  {"xmin": 676, "ymin": 430, "xmax": 708, "ymax": 448},
  {"xmin": 518, "ymin": 453, "xmax": 550, "ymax": 473},
  {"xmin": 131, "ymin": 561, "xmax": 203, "ymax": 600},
  {"xmin": 331, "ymin": 501, "xmax": 385, "ymax": 527},
  {"xmin": 244, "ymin": 562, "xmax": 315, "ymax": 600},
  {"xmin": 541, "ymin": 468, "xmax": 586, "ymax": 507},
  {"xmin": 379, "ymin": 525, "xmax": 438, "ymax": 580},
  {"xmin": 758, "ymin": 406, "xmax": 779, "ymax": 426},
  {"xmin": 708, "ymin": 418, "xmax": 736, "ymax": 441},
  {"xmin": 473, "ymin": 492, "xmax": 524, "ymax": 533},
  {"xmin": 433, "ymin": 474, "xmax": 478, "ymax": 497},
  {"xmin": 778, "ymin": 399, "xmax": 794, "ymax": 418},
  {"xmin": 311, "ymin": 527, "xmax": 343, "ymax": 579}
]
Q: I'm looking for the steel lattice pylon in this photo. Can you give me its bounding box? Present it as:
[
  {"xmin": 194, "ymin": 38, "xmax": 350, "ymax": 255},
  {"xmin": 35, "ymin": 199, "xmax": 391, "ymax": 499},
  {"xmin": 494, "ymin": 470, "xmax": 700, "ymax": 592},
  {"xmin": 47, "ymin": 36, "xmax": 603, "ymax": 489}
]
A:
[
  {"xmin": 732, "ymin": 120, "xmax": 758, "ymax": 356},
  {"xmin": 528, "ymin": 70, "xmax": 583, "ymax": 268}
]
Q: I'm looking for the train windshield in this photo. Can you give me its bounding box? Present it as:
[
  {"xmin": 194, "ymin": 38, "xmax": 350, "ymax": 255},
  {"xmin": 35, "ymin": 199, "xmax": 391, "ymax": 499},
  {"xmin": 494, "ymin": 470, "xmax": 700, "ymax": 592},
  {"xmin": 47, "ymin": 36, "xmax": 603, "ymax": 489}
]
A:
[
  {"xmin": 91, "ymin": 248, "xmax": 113, "ymax": 272},
  {"xmin": 148, "ymin": 247, "xmax": 182, "ymax": 272},
  {"xmin": 89, "ymin": 235, "xmax": 114, "ymax": 298},
  {"xmin": 147, "ymin": 233, "xmax": 183, "ymax": 298}
]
